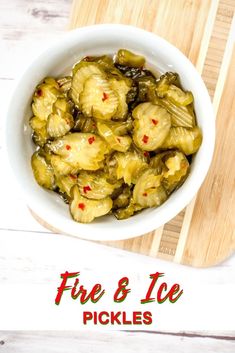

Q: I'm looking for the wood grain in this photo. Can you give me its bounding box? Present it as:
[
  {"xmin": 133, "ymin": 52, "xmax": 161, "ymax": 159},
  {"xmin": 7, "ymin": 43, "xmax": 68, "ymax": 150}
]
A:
[
  {"xmin": 182, "ymin": 42, "xmax": 235, "ymax": 267},
  {"xmin": 69, "ymin": 0, "xmax": 212, "ymax": 63},
  {"xmin": 175, "ymin": 1, "xmax": 235, "ymax": 266}
]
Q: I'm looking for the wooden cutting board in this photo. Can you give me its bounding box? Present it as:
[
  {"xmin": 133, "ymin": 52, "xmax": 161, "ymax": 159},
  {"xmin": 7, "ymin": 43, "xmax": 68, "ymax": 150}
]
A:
[{"xmin": 35, "ymin": 0, "xmax": 235, "ymax": 267}]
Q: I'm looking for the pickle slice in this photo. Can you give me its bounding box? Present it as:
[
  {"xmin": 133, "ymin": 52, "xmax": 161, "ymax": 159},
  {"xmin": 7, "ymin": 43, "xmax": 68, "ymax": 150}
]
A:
[
  {"xmin": 132, "ymin": 102, "xmax": 171, "ymax": 151},
  {"xmin": 71, "ymin": 62, "xmax": 103, "ymax": 106},
  {"xmin": 162, "ymin": 151, "xmax": 190, "ymax": 193},
  {"xmin": 114, "ymin": 199, "xmax": 143, "ymax": 220},
  {"xmin": 165, "ymin": 85, "xmax": 193, "ymax": 106},
  {"xmin": 133, "ymin": 169, "xmax": 167, "ymax": 208},
  {"xmin": 50, "ymin": 155, "xmax": 77, "ymax": 176},
  {"xmin": 32, "ymin": 77, "xmax": 60, "ymax": 121},
  {"xmin": 46, "ymin": 132, "xmax": 109, "ymax": 172},
  {"xmin": 73, "ymin": 114, "xmax": 97, "ymax": 133},
  {"xmin": 110, "ymin": 77, "xmax": 131, "ymax": 120},
  {"xmin": 77, "ymin": 170, "xmax": 122, "ymax": 200},
  {"xmin": 30, "ymin": 116, "xmax": 49, "ymax": 147},
  {"xmin": 31, "ymin": 152, "xmax": 55, "ymax": 190},
  {"xmin": 57, "ymin": 76, "xmax": 72, "ymax": 93},
  {"xmin": 70, "ymin": 185, "xmax": 112, "ymax": 223},
  {"xmin": 97, "ymin": 121, "xmax": 132, "ymax": 152},
  {"xmin": 111, "ymin": 150, "xmax": 148, "ymax": 185},
  {"xmin": 102, "ymin": 116, "xmax": 133, "ymax": 136},
  {"xmin": 80, "ymin": 74, "xmax": 119, "ymax": 120},
  {"xmin": 56, "ymin": 174, "xmax": 78, "ymax": 198},
  {"xmin": 113, "ymin": 185, "xmax": 131, "ymax": 209},
  {"xmin": 161, "ymin": 126, "xmax": 202, "ymax": 155},
  {"xmin": 47, "ymin": 98, "xmax": 74, "ymax": 138},
  {"xmin": 116, "ymin": 49, "xmax": 145, "ymax": 68},
  {"xmin": 161, "ymin": 98, "xmax": 195, "ymax": 128}
]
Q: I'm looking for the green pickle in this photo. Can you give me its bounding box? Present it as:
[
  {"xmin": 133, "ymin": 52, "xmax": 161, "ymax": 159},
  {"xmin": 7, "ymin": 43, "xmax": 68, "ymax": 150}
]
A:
[
  {"xmin": 73, "ymin": 113, "xmax": 97, "ymax": 133},
  {"xmin": 97, "ymin": 121, "xmax": 132, "ymax": 152},
  {"xmin": 132, "ymin": 102, "xmax": 171, "ymax": 151},
  {"xmin": 46, "ymin": 132, "xmax": 109, "ymax": 173},
  {"xmin": 70, "ymin": 185, "xmax": 113, "ymax": 223},
  {"xmin": 161, "ymin": 126, "xmax": 202, "ymax": 155},
  {"xmin": 56, "ymin": 174, "xmax": 78, "ymax": 199},
  {"xmin": 32, "ymin": 77, "xmax": 60, "ymax": 121},
  {"xmin": 31, "ymin": 151, "xmax": 55, "ymax": 190},
  {"xmin": 30, "ymin": 116, "xmax": 49, "ymax": 147},
  {"xmin": 77, "ymin": 171, "xmax": 122, "ymax": 200},
  {"xmin": 57, "ymin": 76, "xmax": 72, "ymax": 93},
  {"xmin": 114, "ymin": 199, "xmax": 143, "ymax": 220},
  {"xmin": 71, "ymin": 62, "xmax": 103, "ymax": 107},
  {"xmin": 156, "ymin": 72, "xmax": 181, "ymax": 94},
  {"xmin": 80, "ymin": 74, "xmax": 119, "ymax": 120},
  {"xmin": 116, "ymin": 49, "xmax": 145, "ymax": 68},
  {"xmin": 113, "ymin": 185, "xmax": 131, "ymax": 209},
  {"xmin": 47, "ymin": 98, "xmax": 74, "ymax": 138},
  {"xmin": 110, "ymin": 150, "xmax": 148, "ymax": 185},
  {"xmin": 29, "ymin": 49, "xmax": 202, "ymax": 223},
  {"xmin": 133, "ymin": 169, "xmax": 167, "ymax": 208},
  {"xmin": 162, "ymin": 151, "xmax": 190, "ymax": 193}
]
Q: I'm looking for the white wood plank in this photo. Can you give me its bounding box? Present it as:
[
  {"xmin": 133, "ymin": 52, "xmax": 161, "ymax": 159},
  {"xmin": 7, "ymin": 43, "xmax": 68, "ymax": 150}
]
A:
[
  {"xmin": 0, "ymin": 0, "xmax": 71, "ymax": 33},
  {"xmin": 0, "ymin": 331, "xmax": 234, "ymax": 353},
  {"xmin": 0, "ymin": 0, "xmax": 71, "ymax": 79},
  {"xmin": 1, "ymin": 229, "xmax": 235, "ymax": 283}
]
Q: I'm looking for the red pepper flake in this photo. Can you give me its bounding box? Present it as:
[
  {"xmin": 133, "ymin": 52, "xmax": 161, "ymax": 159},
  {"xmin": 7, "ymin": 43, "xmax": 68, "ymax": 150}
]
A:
[
  {"xmin": 181, "ymin": 161, "xmax": 188, "ymax": 169},
  {"xmin": 66, "ymin": 144, "xmax": 71, "ymax": 150},
  {"xmin": 142, "ymin": 135, "xmax": 149, "ymax": 144},
  {"xmin": 143, "ymin": 192, "xmax": 148, "ymax": 197},
  {"xmin": 83, "ymin": 185, "xmax": 91, "ymax": 194},
  {"xmin": 117, "ymin": 137, "xmax": 121, "ymax": 143},
  {"xmin": 143, "ymin": 151, "xmax": 149, "ymax": 157},
  {"xmin": 69, "ymin": 174, "xmax": 77, "ymax": 180},
  {"xmin": 88, "ymin": 136, "xmax": 95, "ymax": 145},
  {"xmin": 36, "ymin": 89, "xmax": 43, "ymax": 97},
  {"xmin": 102, "ymin": 92, "xmax": 109, "ymax": 101},
  {"xmin": 152, "ymin": 119, "xmax": 158, "ymax": 125},
  {"xmin": 78, "ymin": 203, "xmax": 85, "ymax": 211}
]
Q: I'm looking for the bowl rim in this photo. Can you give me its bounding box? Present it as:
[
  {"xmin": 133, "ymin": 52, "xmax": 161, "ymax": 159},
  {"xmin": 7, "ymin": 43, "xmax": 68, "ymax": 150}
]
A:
[{"xmin": 5, "ymin": 24, "xmax": 215, "ymax": 241}]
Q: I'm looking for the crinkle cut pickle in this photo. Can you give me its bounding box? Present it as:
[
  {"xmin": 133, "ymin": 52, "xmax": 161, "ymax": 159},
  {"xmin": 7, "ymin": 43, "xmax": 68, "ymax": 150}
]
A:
[{"xmin": 30, "ymin": 49, "xmax": 202, "ymax": 223}]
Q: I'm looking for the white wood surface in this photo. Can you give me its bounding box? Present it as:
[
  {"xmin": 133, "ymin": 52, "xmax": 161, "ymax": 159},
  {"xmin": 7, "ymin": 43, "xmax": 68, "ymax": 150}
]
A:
[
  {"xmin": 0, "ymin": 0, "xmax": 235, "ymax": 351},
  {"xmin": 0, "ymin": 331, "xmax": 235, "ymax": 353}
]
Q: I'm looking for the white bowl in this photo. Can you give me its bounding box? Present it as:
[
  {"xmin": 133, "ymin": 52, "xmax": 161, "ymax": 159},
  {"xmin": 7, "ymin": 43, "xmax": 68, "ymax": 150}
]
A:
[{"xmin": 5, "ymin": 24, "xmax": 215, "ymax": 241}]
